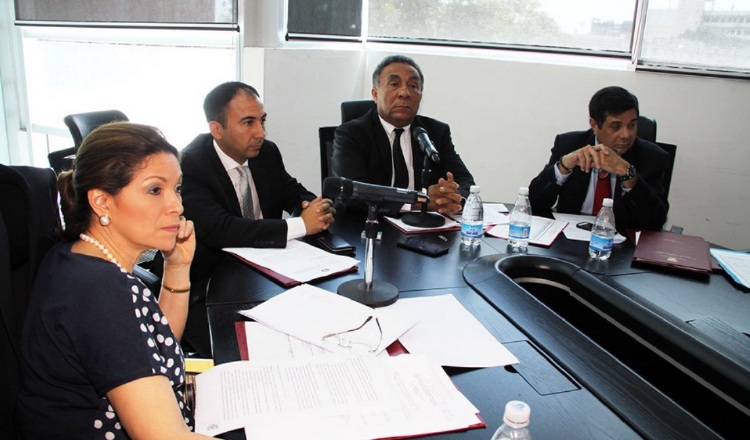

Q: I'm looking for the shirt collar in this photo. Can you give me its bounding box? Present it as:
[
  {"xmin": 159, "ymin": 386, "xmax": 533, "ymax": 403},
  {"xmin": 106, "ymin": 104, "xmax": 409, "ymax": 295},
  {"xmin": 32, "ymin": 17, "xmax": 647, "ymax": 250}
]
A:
[{"xmin": 213, "ymin": 138, "xmax": 247, "ymax": 172}]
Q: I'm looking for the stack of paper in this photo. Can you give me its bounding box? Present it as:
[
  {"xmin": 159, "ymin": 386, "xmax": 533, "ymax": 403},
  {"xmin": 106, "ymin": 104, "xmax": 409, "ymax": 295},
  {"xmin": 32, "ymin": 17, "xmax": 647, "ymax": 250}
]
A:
[
  {"xmin": 486, "ymin": 215, "xmax": 568, "ymax": 247},
  {"xmin": 224, "ymin": 239, "xmax": 358, "ymax": 286},
  {"xmin": 193, "ymin": 286, "xmax": 521, "ymax": 438}
]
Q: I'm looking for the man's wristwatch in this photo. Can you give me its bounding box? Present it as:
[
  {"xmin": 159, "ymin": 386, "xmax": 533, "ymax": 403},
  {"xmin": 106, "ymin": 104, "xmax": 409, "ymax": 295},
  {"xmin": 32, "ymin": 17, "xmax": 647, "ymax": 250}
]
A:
[{"xmin": 619, "ymin": 164, "xmax": 636, "ymax": 181}]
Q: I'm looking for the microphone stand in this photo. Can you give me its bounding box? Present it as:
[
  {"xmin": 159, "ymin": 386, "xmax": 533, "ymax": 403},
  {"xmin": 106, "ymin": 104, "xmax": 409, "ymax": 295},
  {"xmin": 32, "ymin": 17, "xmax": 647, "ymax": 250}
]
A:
[
  {"xmin": 401, "ymin": 155, "xmax": 446, "ymax": 228},
  {"xmin": 337, "ymin": 203, "xmax": 399, "ymax": 307}
]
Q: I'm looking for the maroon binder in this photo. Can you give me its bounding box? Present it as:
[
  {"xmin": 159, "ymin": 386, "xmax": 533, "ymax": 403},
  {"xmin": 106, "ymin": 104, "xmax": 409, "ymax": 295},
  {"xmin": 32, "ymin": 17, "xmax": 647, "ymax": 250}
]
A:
[{"xmin": 632, "ymin": 231, "xmax": 712, "ymax": 274}]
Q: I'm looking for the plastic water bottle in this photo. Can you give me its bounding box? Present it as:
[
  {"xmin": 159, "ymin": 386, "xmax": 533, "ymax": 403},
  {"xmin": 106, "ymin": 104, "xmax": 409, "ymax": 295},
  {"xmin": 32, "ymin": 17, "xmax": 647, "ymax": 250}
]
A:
[
  {"xmin": 508, "ymin": 187, "xmax": 532, "ymax": 250},
  {"xmin": 490, "ymin": 400, "xmax": 531, "ymax": 440},
  {"xmin": 589, "ymin": 197, "xmax": 615, "ymax": 260},
  {"xmin": 460, "ymin": 185, "xmax": 483, "ymax": 246}
]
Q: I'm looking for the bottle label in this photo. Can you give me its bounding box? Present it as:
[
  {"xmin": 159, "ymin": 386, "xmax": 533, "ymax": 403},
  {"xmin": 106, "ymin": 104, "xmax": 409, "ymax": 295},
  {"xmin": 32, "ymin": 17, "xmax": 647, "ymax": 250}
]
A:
[
  {"xmin": 589, "ymin": 234, "xmax": 613, "ymax": 252},
  {"xmin": 461, "ymin": 222, "xmax": 483, "ymax": 238},
  {"xmin": 509, "ymin": 224, "xmax": 530, "ymax": 240}
]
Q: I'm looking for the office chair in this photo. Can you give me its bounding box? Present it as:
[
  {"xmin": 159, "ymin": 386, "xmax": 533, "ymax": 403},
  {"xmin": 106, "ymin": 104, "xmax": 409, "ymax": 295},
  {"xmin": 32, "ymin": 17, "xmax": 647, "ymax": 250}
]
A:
[
  {"xmin": 0, "ymin": 164, "xmax": 60, "ymax": 440},
  {"xmin": 49, "ymin": 110, "xmax": 129, "ymax": 174},
  {"xmin": 656, "ymin": 142, "xmax": 677, "ymax": 201},
  {"xmin": 318, "ymin": 126, "xmax": 337, "ymax": 189},
  {"xmin": 637, "ymin": 115, "xmax": 657, "ymax": 143},
  {"xmin": 341, "ymin": 100, "xmax": 376, "ymax": 124}
]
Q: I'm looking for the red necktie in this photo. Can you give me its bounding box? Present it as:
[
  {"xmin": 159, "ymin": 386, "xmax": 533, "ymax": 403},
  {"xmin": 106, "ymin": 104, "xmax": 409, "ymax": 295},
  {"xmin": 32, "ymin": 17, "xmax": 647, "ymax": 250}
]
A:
[{"xmin": 592, "ymin": 170, "xmax": 611, "ymax": 215}]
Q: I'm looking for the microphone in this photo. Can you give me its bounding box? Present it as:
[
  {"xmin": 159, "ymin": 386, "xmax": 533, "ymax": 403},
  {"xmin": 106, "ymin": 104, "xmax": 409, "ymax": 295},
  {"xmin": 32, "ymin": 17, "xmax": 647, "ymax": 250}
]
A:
[
  {"xmin": 324, "ymin": 177, "xmax": 427, "ymax": 205},
  {"xmin": 412, "ymin": 126, "xmax": 440, "ymax": 163}
]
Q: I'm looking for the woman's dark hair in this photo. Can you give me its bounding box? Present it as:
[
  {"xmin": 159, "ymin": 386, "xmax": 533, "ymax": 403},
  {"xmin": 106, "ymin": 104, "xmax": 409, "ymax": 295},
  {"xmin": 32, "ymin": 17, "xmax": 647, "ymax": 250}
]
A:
[{"xmin": 57, "ymin": 122, "xmax": 179, "ymax": 241}]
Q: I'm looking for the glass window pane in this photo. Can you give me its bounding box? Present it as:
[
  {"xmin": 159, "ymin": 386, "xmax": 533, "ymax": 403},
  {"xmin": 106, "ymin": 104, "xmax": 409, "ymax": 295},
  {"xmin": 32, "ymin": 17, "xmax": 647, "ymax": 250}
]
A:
[
  {"xmin": 640, "ymin": 0, "xmax": 750, "ymax": 74},
  {"xmin": 367, "ymin": 0, "xmax": 636, "ymax": 53},
  {"xmin": 22, "ymin": 28, "xmax": 237, "ymax": 152},
  {"xmin": 15, "ymin": 0, "xmax": 236, "ymax": 25},
  {"xmin": 287, "ymin": 0, "xmax": 362, "ymax": 37}
]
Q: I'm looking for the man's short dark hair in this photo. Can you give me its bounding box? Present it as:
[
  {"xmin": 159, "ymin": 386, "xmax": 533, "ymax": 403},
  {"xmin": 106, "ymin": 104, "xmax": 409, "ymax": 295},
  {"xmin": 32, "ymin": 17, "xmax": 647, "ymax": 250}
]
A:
[
  {"xmin": 372, "ymin": 55, "xmax": 425, "ymax": 89},
  {"xmin": 588, "ymin": 86, "xmax": 639, "ymax": 127},
  {"xmin": 203, "ymin": 81, "xmax": 261, "ymax": 126}
]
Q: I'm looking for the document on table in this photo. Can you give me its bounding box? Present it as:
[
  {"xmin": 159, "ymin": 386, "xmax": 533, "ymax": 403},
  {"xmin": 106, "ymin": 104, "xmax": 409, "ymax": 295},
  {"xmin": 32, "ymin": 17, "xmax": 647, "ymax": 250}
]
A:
[
  {"xmin": 193, "ymin": 354, "xmax": 483, "ymax": 439},
  {"xmin": 241, "ymin": 294, "xmax": 518, "ymax": 368},
  {"xmin": 449, "ymin": 203, "xmax": 510, "ymax": 227},
  {"xmin": 552, "ymin": 212, "xmax": 627, "ymax": 243},
  {"xmin": 239, "ymin": 284, "xmax": 417, "ymax": 356},
  {"xmin": 224, "ymin": 239, "xmax": 358, "ymax": 284},
  {"xmin": 486, "ymin": 215, "xmax": 568, "ymax": 247},
  {"xmin": 391, "ymin": 294, "xmax": 518, "ymax": 367},
  {"xmin": 710, "ymin": 248, "xmax": 750, "ymax": 288}
]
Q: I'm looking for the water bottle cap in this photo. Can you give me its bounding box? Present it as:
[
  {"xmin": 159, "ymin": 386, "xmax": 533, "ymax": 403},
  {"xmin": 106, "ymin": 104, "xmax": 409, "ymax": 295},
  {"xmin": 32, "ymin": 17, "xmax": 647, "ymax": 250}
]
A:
[
  {"xmin": 603, "ymin": 198, "xmax": 613, "ymax": 207},
  {"xmin": 518, "ymin": 187, "xmax": 529, "ymax": 196},
  {"xmin": 502, "ymin": 400, "xmax": 530, "ymax": 429},
  {"xmin": 470, "ymin": 185, "xmax": 480, "ymax": 193}
]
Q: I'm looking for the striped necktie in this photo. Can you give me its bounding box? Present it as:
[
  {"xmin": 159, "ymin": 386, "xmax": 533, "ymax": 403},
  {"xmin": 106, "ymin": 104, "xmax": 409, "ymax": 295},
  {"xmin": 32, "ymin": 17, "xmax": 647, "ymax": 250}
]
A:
[{"xmin": 236, "ymin": 165, "xmax": 255, "ymax": 220}]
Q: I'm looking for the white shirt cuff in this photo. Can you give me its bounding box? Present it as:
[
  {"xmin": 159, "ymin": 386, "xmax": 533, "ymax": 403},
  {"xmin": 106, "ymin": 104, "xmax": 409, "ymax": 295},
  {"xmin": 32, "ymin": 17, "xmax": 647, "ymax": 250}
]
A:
[{"xmin": 286, "ymin": 217, "xmax": 307, "ymax": 241}]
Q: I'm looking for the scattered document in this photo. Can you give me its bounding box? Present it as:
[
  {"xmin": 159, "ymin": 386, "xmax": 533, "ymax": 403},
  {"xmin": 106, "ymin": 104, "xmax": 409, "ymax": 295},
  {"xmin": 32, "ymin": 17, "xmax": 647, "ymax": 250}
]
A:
[
  {"xmin": 552, "ymin": 213, "xmax": 627, "ymax": 244},
  {"xmin": 194, "ymin": 354, "xmax": 483, "ymax": 439},
  {"xmin": 389, "ymin": 294, "xmax": 519, "ymax": 367},
  {"xmin": 241, "ymin": 321, "xmax": 339, "ymax": 360},
  {"xmin": 710, "ymin": 248, "xmax": 750, "ymax": 288},
  {"xmin": 384, "ymin": 214, "xmax": 461, "ymax": 234},
  {"xmin": 238, "ymin": 284, "xmax": 417, "ymax": 356},
  {"xmin": 486, "ymin": 215, "xmax": 568, "ymax": 247},
  {"xmin": 224, "ymin": 239, "xmax": 358, "ymax": 284},
  {"xmin": 449, "ymin": 203, "xmax": 510, "ymax": 227},
  {"xmin": 240, "ymin": 294, "xmax": 519, "ymax": 368}
]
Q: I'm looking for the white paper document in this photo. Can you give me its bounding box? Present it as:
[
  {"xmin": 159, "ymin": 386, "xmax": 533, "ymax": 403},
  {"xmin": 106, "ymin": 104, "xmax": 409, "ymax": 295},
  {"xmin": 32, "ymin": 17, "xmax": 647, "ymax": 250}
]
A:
[
  {"xmin": 241, "ymin": 294, "xmax": 519, "ymax": 368},
  {"xmin": 710, "ymin": 248, "xmax": 750, "ymax": 288},
  {"xmin": 449, "ymin": 203, "xmax": 510, "ymax": 227},
  {"xmin": 223, "ymin": 239, "xmax": 358, "ymax": 283},
  {"xmin": 238, "ymin": 284, "xmax": 417, "ymax": 356},
  {"xmin": 391, "ymin": 294, "xmax": 519, "ymax": 367},
  {"xmin": 552, "ymin": 213, "xmax": 627, "ymax": 243},
  {"xmin": 486, "ymin": 215, "xmax": 568, "ymax": 246},
  {"xmin": 193, "ymin": 354, "xmax": 483, "ymax": 439}
]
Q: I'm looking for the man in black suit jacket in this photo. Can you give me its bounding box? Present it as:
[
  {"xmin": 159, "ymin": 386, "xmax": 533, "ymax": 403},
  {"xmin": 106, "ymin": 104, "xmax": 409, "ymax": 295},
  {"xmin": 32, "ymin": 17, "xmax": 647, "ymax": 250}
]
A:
[
  {"xmin": 332, "ymin": 55, "xmax": 475, "ymax": 216},
  {"xmin": 528, "ymin": 86, "xmax": 669, "ymax": 233},
  {"xmin": 177, "ymin": 82, "xmax": 335, "ymax": 357}
]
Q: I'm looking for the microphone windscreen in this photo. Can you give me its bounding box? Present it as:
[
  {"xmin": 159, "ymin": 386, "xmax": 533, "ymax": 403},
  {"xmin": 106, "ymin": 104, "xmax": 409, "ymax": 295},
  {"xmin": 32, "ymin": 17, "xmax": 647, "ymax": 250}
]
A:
[
  {"xmin": 412, "ymin": 126, "xmax": 427, "ymax": 138},
  {"xmin": 323, "ymin": 177, "xmax": 352, "ymax": 198}
]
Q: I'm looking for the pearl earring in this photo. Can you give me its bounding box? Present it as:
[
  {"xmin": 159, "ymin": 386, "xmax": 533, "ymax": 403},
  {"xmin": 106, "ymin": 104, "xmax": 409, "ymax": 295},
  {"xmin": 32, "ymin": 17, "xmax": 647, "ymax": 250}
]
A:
[{"xmin": 99, "ymin": 214, "xmax": 111, "ymax": 226}]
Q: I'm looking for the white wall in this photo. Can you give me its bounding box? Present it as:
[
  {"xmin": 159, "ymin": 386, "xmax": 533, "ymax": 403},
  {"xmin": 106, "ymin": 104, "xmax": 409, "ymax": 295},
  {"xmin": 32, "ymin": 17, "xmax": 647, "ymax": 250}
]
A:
[{"xmin": 246, "ymin": 45, "xmax": 750, "ymax": 250}]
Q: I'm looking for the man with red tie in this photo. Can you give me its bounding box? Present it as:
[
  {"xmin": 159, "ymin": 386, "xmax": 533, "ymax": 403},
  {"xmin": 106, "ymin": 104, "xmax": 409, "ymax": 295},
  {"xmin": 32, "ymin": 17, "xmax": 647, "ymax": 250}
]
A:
[{"xmin": 528, "ymin": 86, "xmax": 670, "ymax": 233}]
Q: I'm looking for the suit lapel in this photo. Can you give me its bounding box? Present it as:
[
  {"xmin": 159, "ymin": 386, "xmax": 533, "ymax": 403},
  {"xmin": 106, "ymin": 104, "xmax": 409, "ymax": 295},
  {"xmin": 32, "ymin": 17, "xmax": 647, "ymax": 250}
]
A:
[
  {"xmin": 202, "ymin": 135, "xmax": 242, "ymax": 216},
  {"xmin": 370, "ymin": 110, "xmax": 395, "ymax": 186}
]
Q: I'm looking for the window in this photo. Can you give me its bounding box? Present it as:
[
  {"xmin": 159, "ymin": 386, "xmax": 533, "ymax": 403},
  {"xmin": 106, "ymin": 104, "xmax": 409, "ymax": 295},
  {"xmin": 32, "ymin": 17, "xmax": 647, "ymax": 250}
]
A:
[
  {"xmin": 640, "ymin": 0, "xmax": 750, "ymax": 74},
  {"xmin": 287, "ymin": 0, "xmax": 750, "ymax": 77},
  {"xmin": 22, "ymin": 27, "xmax": 237, "ymax": 161},
  {"xmin": 15, "ymin": 0, "xmax": 237, "ymax": 27}
]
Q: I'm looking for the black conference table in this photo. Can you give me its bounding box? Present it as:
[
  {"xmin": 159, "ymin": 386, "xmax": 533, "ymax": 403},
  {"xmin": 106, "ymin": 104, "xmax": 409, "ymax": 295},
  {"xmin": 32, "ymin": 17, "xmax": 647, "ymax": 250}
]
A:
[{"xmin": 205, "ymin": 208, "xmax": 750, "ymax": 440}]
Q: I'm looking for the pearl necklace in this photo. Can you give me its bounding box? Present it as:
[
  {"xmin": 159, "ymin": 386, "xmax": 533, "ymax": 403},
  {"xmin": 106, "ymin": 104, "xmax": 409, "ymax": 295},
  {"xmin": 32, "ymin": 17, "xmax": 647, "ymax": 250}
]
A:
[{"xmin": 79, "ymin": 233, "xmax": 124, "ymax": 271}]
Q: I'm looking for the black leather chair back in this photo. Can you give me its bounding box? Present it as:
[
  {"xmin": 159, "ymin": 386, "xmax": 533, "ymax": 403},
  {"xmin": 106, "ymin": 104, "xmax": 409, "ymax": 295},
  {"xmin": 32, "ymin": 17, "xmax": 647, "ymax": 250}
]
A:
[
  {"xmin": 656, "ymin": 142, "xmax": 677, "ymax": 200},
  {"xmin": 341, "ymin": 100, "xmax": 376, "ymax": 124},
  {"xmin": 637, "ymin": 115, "xmax": 657, "ymax": 143},
  {"xmin": 63, "ymin": 110, "xmax": 129, "ymax": 152},
  {"xmin": 0, "ymin": 164, "xmax": 61, "ymax": 440},
  {"xmin": 318, "ymin": 126, "xmax": 337, "ymax": 188},
  {"xmin": 50, "ymin": 110, "xmax": 129, "ymax": 174}
]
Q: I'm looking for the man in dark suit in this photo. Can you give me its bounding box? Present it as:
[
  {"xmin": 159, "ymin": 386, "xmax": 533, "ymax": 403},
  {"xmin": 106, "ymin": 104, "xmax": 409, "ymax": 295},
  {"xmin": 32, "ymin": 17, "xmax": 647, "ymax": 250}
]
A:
[
  {"xmin": 528, "ymin": 86, "xmax": 669, "ymax": 233},
  {"xmin": 332, "ymin": 55, "xmax": 475, "ymax": 216},
  {"xmin": 177, "ymin": 82, "xmax": 335, "ymax": 357}
]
